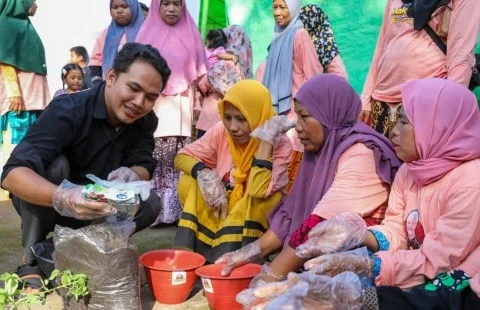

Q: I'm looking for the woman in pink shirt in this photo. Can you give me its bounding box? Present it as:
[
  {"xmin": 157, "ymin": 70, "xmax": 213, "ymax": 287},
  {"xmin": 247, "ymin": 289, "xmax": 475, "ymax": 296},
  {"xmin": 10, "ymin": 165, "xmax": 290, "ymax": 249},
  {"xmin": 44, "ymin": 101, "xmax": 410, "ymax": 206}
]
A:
[
  {"xmin": 259, "ymin": 1, "xmax": 348, "ymax": 192},
  {"xmin": 294, "ymin": 78, "xmax": 480, "ymax": 308},
  {"xmin": 174, "ymin": 80, "xmax": 293, "ymax": 262},
  {"xmin": 215, "ymin": 74, "xmax": 401, "ymax": 278},
  {"xmin": 89, "ymin": 0, "xmax": 144, "ymax": 83},
  {"xmin": 135, "ymin": 0, "xmax": 208, "ymax": 225},
  {"xmin": 360, "ymin": 0, "xmax": 480, "ymax": 137}
]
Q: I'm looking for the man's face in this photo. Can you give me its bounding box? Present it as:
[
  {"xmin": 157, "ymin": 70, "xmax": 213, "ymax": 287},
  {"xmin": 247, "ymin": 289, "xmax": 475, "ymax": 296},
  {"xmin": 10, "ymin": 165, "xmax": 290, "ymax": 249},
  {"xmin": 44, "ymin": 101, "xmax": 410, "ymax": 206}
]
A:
[{"xmin": 104, "ymin": 60, "xmax": 162, "ymax": 127}]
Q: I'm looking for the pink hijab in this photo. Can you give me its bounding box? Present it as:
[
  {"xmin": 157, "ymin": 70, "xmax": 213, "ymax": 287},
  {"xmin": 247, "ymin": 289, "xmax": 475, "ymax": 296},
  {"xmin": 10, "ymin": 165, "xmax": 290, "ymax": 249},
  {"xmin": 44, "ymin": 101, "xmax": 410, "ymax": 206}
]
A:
[
  {"xmin": 135, "ymin": 0, "xmax": 208, "ymax": 95},
  {"xmin": 401, "ymin": 78, "xmax": 480, "ymax": 186}
]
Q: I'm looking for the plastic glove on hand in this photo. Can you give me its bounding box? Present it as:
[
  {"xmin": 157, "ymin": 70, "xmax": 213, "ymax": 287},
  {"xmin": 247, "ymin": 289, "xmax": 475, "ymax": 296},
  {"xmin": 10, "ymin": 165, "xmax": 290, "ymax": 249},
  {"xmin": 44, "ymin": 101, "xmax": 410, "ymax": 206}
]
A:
[
  {"xmin": 306, "ymin": 253, "xmax": 373, "ymax": 278},
  {"xmin": 278, "ymin": 272, "xmax": 362, "ymax": 310},
  {"xmin": 215, "ymin": 240, "xmax": 262, "ymax": 276},
  {"xmin": 196, "ymin": 169, "xmax": 228, "ymax": 211},
  {"xmin": 107, "ymin": 167, "xmax": 141, "ymax": 183},
  {"xmin": 250, "ymin": 115, "xmax": 296, "ymax": 146},
  {"xmin": 52, "ymin": 180, "xmax": 117, "ymax": 220},
  {"xmin": 296, "ymin": 212, "xmax": 367, "ymax": 258}
]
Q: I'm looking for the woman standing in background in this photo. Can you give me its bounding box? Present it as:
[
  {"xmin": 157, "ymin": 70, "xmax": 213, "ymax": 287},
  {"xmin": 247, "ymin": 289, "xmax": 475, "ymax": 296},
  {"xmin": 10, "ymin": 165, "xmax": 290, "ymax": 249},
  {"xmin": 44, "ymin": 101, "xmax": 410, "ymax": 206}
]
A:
[
  {"xmin": 196, "ymin": 24, "xmax": 253, "ymax": 137},
  {"xmin": 136, "ymin": 0, "xmax": 208, "ymax": 225},
  {"xmin": 89, "ymin": 0, "xmax": 144, "ymax": 84},
  {"xmin": 0, "ymin": 0, "xmax": 50, "ymax": 199},
  {"xmin": 257, "ymin": 0, "xmax": 324, "ymax": 192},
  {"xmin": 299, "ymin": 4, "xmax": 347, "ymax": 78}
]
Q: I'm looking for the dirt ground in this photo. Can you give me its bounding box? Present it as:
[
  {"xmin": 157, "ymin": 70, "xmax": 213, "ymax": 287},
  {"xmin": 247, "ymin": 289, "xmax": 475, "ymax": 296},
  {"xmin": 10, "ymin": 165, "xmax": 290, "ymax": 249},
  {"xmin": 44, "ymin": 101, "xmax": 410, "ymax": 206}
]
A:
[{"xmin": 0, "ymin": 199, "xmax": 210, "ymax": 309}]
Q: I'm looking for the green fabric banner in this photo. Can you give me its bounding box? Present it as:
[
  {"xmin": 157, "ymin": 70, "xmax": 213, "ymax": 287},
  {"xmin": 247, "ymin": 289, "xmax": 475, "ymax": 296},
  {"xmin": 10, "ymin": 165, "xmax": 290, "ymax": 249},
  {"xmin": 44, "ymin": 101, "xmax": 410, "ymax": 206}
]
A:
[{"xmin": 225, "ymin": 0, "xmax": 387, "ymax": 93}]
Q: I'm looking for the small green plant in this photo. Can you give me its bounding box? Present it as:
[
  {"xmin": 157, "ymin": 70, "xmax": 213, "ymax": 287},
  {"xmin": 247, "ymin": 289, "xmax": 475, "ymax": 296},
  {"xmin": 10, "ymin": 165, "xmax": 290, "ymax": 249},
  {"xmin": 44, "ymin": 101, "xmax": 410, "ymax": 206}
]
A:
[{"xmin": 0, "ymin": 269, "xmax": 89, "ymax": 310}]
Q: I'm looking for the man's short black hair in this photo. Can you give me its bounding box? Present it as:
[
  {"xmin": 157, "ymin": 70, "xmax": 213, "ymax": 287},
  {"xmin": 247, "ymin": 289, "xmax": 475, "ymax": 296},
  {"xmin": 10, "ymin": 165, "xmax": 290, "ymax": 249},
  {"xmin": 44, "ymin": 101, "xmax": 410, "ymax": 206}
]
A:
[
  {"xmin": 112, "ymin": 42, "xmax": 171, "ymax": 92},
  {"xmin": 139, "ymin": 2, "xmax": 149, "ymax": 12},
  {"xmin": 70, "ymin": 46, "xmax": 89, "ymax": 64}
]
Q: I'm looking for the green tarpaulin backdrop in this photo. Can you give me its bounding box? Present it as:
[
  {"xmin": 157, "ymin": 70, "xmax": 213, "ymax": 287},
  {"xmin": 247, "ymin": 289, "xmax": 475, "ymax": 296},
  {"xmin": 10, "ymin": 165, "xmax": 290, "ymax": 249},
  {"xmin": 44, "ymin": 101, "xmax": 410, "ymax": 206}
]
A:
[{"xmin": 200, "ymin": 0, "xmax": 480, "ymax": 94}]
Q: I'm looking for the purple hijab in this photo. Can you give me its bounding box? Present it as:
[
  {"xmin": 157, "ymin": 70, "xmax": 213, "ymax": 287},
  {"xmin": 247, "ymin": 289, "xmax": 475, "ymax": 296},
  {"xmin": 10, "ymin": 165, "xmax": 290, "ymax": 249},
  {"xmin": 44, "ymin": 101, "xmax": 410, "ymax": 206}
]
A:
[{"xmin": 268, "ymin": 74, "xmax": 401, "ymax": 243}]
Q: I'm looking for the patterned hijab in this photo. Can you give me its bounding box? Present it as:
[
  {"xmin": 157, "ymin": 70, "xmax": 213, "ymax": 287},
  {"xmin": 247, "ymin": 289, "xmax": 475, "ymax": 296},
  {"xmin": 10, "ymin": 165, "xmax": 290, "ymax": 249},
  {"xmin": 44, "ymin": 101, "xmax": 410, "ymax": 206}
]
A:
[
  {"xmin": 224, "ymin": 25, "xmax": 253, "ymax": 79},
  {"xmin": 300, "ymin": 4, "xmax": 340, "ymax": 68},
  {"xmin": 207, "ymin": 25, "xmax": 253, "ymax": 95},
  {"xmin": 218, "ymin": 80, "xmax": 276, "ymax": 209},
  {"xmin": 103, "ymin": 0, "xmax": 144, "ymax": 75}
]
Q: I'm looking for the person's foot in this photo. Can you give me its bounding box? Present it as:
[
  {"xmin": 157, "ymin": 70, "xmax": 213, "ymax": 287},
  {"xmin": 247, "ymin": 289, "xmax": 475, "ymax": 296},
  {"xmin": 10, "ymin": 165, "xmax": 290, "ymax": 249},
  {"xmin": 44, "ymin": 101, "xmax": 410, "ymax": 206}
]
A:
[{"xmin": 15, "ymin": 264, "xmax": 44, "ymax": 294}]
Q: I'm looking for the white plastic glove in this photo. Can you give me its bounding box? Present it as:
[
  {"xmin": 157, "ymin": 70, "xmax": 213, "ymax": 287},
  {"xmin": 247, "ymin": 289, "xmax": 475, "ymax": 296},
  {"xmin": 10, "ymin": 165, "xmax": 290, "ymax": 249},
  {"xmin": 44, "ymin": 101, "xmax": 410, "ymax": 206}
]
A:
[
  {"xmin": 239, "ymin": 272, "xmax": 362, "ymax": 310},
  {"xmin": 306, "ymin": 252, "xmax": 373, "ymax": 278},
  {"xmin": 197, "ymin": 169, "xmax": 228, "ymax": 216},
  {"xmin": 52, "ymin": 180, "xmax": 117, "ymax": 220},
  {"xmin": 107, "ymin": 167, "xmax": 141, "ymax": 183},
  {"xmin": 250, "ymin": 115, "xmax": 296, "ymax": 146},
  {"xmin": 295, "ymin": 212, "xmax": 367, "ymax": 259},
  {"xmin": 215, "ymin": 240, "xmax": 262, "ymax": 276}
]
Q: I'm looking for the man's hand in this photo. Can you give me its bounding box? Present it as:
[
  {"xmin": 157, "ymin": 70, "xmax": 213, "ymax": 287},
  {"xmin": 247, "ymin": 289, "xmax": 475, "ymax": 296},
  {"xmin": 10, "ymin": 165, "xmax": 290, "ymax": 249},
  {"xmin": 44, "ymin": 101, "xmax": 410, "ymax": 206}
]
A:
[
  {"xmin": 107, "ymin": 167, "xmax": 141, "ymax": 183},
  {"xmin": 52, "ymin": 180, "xmax": 117, "ymax": 220}
]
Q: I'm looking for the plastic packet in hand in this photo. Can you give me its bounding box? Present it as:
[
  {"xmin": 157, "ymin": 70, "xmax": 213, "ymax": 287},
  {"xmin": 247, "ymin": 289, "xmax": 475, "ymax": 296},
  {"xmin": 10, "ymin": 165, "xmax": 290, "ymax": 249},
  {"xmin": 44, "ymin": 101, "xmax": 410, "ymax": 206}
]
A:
[
  {"xmin": 86, "ymin": 174, "xmax": 151, "ymax": 200},
  {"xmin": 84, "ymin": 174, "xmax": 151, "ymax": 217}
]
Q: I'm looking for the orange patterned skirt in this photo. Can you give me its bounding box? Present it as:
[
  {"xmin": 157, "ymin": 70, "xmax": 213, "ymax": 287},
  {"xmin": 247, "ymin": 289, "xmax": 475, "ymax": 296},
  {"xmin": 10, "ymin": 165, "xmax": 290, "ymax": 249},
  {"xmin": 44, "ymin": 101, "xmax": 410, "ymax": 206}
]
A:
[{"xmin": 287, "ymin": 150, "xmax": 304, "ymax": 193}]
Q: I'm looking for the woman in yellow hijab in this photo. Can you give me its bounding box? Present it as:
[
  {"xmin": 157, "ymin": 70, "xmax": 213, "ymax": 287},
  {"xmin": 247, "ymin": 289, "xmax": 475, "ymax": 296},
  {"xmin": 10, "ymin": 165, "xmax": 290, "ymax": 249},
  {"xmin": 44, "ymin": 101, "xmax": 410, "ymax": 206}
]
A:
[{"xmin": 174, "ymin": 80, "xmax": 293, "ymax": 262}]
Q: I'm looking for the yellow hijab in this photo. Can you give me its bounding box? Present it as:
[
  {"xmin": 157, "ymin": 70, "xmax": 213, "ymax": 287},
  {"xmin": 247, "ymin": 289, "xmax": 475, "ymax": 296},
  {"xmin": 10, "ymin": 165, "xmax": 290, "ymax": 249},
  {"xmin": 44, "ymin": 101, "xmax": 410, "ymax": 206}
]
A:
[{"xmin": 218, "ymin": 80, "xmax": 276, "ymax": 209}]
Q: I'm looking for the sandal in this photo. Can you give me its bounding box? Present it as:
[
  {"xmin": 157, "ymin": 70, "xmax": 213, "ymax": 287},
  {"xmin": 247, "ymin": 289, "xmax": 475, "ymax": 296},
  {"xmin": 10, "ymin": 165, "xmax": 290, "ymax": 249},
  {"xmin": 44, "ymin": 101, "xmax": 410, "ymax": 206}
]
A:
[{"xmin": 15, "ymin": 264, "xmax": 45, "ymax": 292}]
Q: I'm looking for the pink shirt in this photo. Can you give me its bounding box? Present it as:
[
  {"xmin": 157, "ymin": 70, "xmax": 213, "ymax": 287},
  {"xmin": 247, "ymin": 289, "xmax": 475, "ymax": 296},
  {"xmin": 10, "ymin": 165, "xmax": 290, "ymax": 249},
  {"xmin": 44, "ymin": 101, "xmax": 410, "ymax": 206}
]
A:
[
  {"xmin": 312, "ymin": 143, "xmax": 389, "ymax": 220},
  {"xmin": 0, "ymin": 67, "xmax": 50, "ymax": 116},
  {"xmin": 256, "ymin": 29, "xmax": 323, "ymax": 152},
  {"xmin": 206, "ymin": 46, "xmax": 226, "ymax": 67},
  {"xmin": 370, "ymin": 159, "xmax": 480, "ymax": 289},
  {"xmin": 361, "ymin": 0, "xmax": 480, "ymax": 110},
  {"xmin": 179, "ymin": 122, "xmax": 292, "ymax": 196},
  {"xmin": 471, "ymin": 272, "xmax": 480, "ymax": 298},
  {"xmin": 89, "ymin": 29, "xmax": 127, "ymax": 68}
]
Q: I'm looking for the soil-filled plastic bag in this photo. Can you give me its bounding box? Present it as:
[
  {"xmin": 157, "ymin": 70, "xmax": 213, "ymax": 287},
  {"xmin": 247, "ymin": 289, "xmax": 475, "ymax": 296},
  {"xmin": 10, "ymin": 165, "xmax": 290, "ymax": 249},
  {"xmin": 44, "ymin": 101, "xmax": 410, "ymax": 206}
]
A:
[{"xmin": 53, "ymin": 216, "xmax": 141, "ymax": 310}]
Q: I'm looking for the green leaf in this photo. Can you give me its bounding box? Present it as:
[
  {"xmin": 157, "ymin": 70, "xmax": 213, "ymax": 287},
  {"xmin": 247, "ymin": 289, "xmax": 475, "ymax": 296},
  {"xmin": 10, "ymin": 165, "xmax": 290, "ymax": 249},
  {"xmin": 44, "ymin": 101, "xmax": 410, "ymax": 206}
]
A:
[
  {"xmin": 61, "ymin": 273, "xmax": 71, "ymax": 286},
  {"xmin": 49, "ymin": 270, "xmax": 60, "ymax": 281},
  {"xmin": 4, "ymin": 277, "xmax": 18, "ymax": 296},
  {"xmin": 0, "ymin": 293, "xmax": 7, "ymax": 305}
]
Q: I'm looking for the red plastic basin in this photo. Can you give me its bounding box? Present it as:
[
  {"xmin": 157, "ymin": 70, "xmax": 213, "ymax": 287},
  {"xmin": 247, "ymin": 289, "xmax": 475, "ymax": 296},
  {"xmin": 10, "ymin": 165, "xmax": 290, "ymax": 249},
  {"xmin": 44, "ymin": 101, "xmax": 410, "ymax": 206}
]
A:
[
  {"xmin": 195, "ymin": 263, "xmax": 262, "ymax": 310},
  {"xmin": 139, "ymin": 249, "xmax": 206, "ymax": 304}
]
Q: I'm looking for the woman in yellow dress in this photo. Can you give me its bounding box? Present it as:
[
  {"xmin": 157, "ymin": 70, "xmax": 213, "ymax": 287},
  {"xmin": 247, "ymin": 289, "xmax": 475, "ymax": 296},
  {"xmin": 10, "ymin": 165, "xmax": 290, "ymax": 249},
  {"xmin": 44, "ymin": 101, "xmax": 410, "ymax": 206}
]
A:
[{"xmin": 174, "ymin": 80, "xmax": 293, "ymax": 262}]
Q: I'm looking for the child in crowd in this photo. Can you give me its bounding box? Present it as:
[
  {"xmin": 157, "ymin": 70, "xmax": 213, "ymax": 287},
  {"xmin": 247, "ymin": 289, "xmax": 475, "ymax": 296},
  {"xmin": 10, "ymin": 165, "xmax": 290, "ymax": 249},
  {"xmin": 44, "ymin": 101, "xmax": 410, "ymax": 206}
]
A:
[
  {"xmin": 139, "ymin": 2, "xmax": 148, "ymax": 18},
  {"xmin": 206, "ymin": 29, "xmax": 238, "ymax": 67},
  {"xmin": 69, "ymin": 46, "xmax": 92, "ymax": 89},
  {"xmin": 53, "ymin": 64, "xmax": 84, "ymax": 97}
]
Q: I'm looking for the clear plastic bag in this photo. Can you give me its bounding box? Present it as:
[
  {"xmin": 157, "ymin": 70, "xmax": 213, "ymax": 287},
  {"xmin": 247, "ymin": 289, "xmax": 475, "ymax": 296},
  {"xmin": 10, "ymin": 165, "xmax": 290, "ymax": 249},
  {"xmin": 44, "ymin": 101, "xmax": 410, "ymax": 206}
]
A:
[
  {"xmin": 53, "ymin": 216, "xmax": 141, "ymax": 310},
  {"xmin": 239, "ymin": 271, "xmax": 363, "ymax": 310},
  {"xmin": 84, "ymin": 174, "xmax": 151, "ymax": 218}
]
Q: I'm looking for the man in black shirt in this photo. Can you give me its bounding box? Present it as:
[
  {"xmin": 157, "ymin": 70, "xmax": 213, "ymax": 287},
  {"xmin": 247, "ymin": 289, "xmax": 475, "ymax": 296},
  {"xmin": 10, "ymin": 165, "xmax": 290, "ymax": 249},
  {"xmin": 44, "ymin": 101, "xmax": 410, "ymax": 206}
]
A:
[{"xmin": 1, "ymin": 43, "xmax": 171, "ymax": 287}]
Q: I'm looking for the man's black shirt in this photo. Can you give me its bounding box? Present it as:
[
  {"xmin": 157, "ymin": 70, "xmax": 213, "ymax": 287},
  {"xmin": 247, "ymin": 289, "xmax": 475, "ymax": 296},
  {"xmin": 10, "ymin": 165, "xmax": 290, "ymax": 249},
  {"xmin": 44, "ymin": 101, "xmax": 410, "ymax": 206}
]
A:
[{"xmin": 1, "ymin": 82, "xmax": 158, "ymax": 185}]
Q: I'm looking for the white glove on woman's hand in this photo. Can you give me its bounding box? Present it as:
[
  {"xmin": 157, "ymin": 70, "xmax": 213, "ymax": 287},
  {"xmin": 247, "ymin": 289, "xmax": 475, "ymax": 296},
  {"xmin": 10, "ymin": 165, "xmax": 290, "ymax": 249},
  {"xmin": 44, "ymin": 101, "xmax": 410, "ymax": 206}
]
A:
[{"xmin": 250, "ymin": 115, "xmax": 296, "ymax": 146}]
